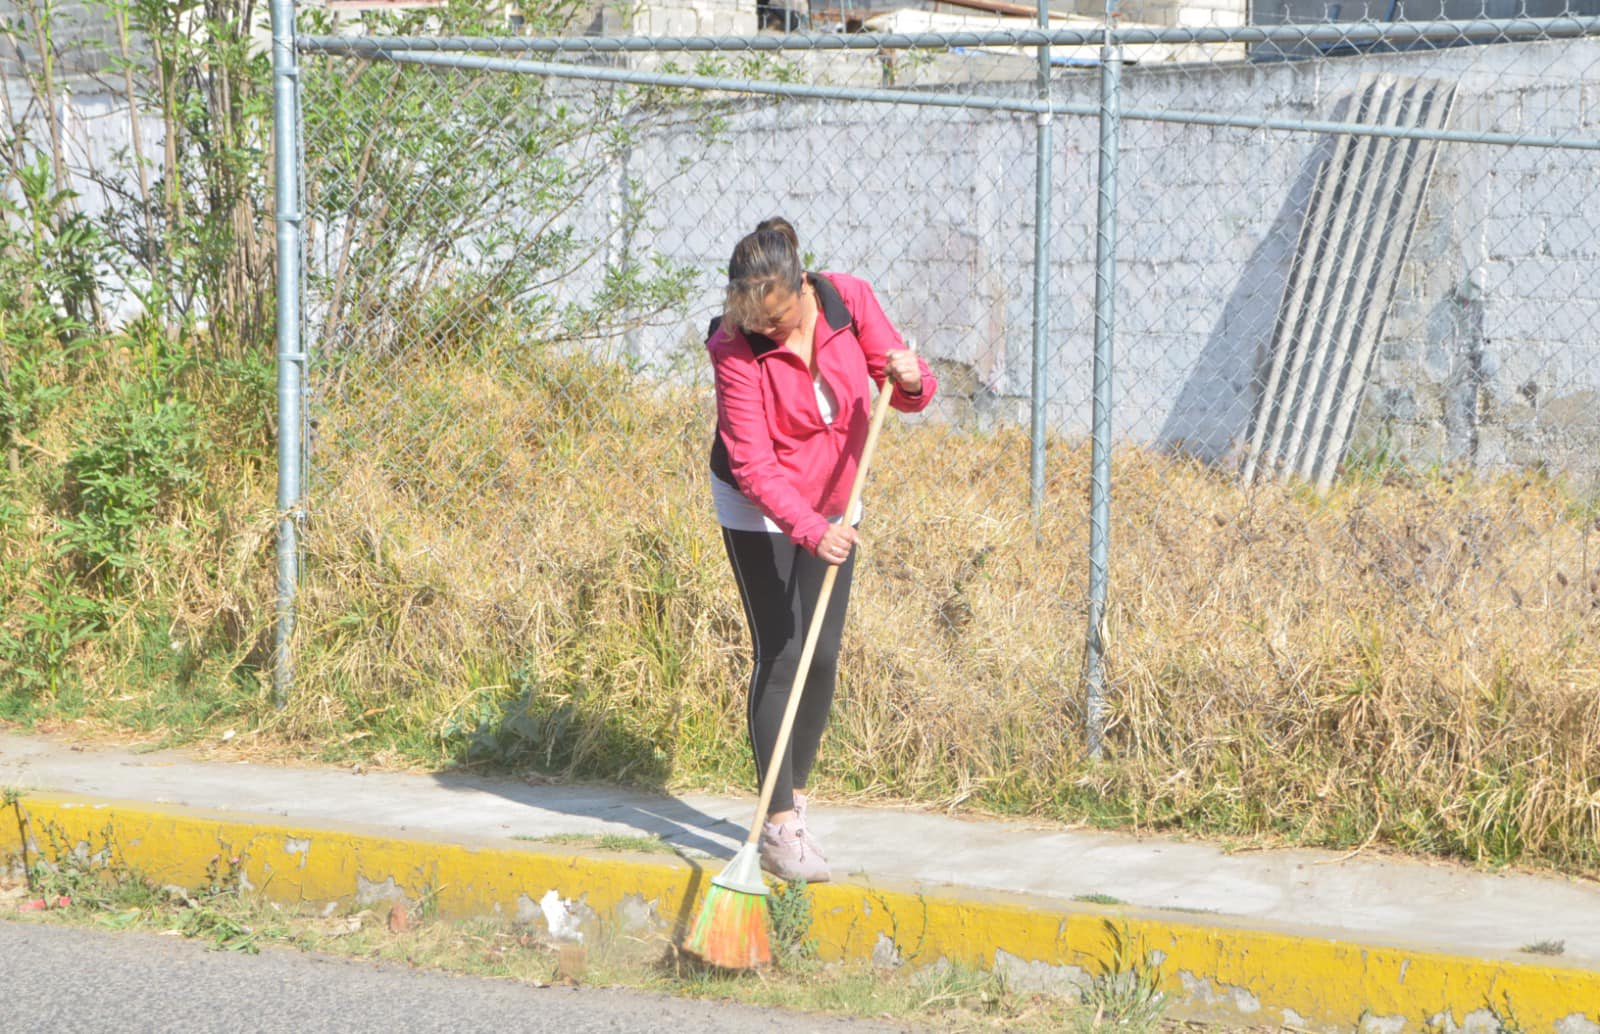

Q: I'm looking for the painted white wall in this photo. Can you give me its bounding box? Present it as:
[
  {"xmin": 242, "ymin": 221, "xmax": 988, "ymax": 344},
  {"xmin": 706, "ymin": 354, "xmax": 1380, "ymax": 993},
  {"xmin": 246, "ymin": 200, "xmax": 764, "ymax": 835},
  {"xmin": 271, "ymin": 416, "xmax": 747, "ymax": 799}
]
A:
[{"xmin": 590, "ymin": 39, "xmax": 1600, "ymax": 481}]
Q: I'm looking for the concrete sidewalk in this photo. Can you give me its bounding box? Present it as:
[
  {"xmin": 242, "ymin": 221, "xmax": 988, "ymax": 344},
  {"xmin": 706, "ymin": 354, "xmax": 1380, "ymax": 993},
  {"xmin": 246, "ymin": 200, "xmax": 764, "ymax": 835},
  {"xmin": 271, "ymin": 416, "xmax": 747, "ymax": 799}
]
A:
[{"xmin": 3, "ymin": 729, "xmax": 1599, "ymax": 1031}]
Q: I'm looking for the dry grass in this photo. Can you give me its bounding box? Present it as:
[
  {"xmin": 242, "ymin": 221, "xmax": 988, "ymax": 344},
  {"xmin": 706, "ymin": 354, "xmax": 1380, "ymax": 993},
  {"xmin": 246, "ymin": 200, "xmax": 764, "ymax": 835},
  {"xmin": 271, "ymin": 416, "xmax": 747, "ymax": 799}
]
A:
[
  {"xmin": 7, "ymin": 337, "xmax": 1599, "ymax": 872},
  {"xmin": 1, "ymin": 351, "xmax": 281, "ymax": 731},
  {"xmin": 1102, "ymin": 453, "xmax": 1600, "ymax": 862},
  {"xmin": 277, "ymin": 340, "xmax": 1600, "ymax": 871}
]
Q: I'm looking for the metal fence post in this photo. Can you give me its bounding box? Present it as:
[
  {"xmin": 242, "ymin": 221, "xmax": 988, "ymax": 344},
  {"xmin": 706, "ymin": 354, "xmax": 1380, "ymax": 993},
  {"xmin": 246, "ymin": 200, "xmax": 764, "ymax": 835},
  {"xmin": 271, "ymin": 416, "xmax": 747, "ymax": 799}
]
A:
[
  {"xmin": 1029, "ymin": 0, "xmax": 1054, "ymax": 516},
  {"xmin": 271, "ymin": 0, "xmax": 303, "ymax": 707},
  {"xmin": 1085, "ymin": 11, "xmax": 1121, "ymax": 759}
]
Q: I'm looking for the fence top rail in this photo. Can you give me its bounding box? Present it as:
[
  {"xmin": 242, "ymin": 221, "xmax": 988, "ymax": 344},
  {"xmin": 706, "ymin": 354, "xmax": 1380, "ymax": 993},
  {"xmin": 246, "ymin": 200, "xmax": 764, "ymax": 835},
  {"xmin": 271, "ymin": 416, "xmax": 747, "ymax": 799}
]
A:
[
  {"xmin": 298, "ymin": 16, "xmax": 1600, "ymax": 56},
  {"xmin": 358, "ymin": 46, "xmax": 1600, "ymax": 153}
]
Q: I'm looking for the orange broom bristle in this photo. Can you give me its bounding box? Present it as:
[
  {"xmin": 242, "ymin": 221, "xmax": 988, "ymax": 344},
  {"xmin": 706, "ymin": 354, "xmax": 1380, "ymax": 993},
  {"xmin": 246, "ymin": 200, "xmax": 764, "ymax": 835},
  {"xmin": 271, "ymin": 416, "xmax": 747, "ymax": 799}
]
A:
[{"xmin": 683, "ymin": 884, "xmax": 772, "ymax": 969}]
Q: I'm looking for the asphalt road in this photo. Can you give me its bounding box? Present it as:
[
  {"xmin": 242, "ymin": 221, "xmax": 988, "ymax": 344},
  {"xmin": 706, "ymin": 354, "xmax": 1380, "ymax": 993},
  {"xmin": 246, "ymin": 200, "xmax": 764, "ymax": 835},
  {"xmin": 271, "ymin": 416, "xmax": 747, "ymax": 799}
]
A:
[{"xmin": 0, "ymin": 920, "xmax": 909, "ymax": 1034}]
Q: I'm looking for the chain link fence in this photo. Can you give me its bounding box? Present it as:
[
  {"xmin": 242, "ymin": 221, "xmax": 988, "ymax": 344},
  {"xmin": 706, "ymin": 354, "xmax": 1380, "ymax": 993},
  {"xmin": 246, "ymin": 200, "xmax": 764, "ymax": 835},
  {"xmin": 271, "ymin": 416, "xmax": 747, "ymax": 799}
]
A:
[{"xmin": 283, "ymin": 4, "xmax": 1600, "ymax": 851}]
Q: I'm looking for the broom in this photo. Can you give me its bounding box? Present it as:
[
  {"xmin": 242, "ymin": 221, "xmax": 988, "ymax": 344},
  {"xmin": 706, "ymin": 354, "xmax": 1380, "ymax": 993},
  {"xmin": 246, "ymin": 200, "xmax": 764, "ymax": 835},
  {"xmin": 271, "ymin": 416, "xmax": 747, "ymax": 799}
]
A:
[{"xmin": 684, "ymin": 341, "xmax": 914, "ymax": 969}]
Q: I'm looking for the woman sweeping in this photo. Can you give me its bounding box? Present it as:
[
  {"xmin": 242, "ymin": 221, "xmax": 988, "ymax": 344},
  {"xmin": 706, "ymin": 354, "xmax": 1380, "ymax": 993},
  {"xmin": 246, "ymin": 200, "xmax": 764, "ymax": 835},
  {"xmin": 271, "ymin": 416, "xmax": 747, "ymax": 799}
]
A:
[{"xmin": 707, "ymin": 217, "xmax": 936, "ymax": 882}]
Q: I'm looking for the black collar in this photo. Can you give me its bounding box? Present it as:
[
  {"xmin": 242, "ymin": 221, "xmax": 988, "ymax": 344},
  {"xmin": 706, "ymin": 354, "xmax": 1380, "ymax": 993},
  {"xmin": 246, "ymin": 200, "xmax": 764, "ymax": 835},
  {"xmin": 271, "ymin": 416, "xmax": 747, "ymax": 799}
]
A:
[{"xmin": 809, "ymin": 272, "xmax": 853, "ymax": 334}]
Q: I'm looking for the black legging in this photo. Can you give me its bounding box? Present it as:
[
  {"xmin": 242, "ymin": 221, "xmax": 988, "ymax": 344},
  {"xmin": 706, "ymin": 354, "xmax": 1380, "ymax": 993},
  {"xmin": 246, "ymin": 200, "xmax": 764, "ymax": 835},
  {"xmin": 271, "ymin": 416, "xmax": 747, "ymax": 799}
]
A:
[{"xmin": 721, "ymin": 527, "xmax": 856, "ymax": 817}]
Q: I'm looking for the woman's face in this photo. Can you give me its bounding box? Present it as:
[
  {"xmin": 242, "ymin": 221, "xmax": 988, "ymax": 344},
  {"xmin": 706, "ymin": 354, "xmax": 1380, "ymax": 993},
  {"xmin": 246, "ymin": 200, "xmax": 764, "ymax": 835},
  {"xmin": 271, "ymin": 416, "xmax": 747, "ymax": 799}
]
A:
[{"xmin": 746, "ymin": 286, "xmax": 804, "ymax": 339}]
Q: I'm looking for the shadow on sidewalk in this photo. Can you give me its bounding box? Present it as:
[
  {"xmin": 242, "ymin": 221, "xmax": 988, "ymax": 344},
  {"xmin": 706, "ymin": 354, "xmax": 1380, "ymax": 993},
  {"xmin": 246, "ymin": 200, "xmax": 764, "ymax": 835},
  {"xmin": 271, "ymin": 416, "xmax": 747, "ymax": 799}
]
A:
[
  {"xmin": 429, "ymin": 674, "xmax": 757, "ymax": 866},
  {"xmin": 426, "ymin": 769, "xmax": 748, "ymax": 864}
]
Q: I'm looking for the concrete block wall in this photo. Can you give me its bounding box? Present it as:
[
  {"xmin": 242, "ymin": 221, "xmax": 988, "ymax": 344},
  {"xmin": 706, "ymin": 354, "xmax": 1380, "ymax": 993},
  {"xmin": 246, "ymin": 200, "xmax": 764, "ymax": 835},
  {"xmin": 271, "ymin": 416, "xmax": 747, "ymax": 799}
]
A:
[
  {"xmin": 1352, "ymin": 43, "xmax": 1600, "ymax": 485},
  {"xmin": 0, "ymin": 1, "xmax": 121, "ymax": 80},
  {"xmin": 585, "ymin": 0, "xmax": 754, "ymax": 36},
  {"xmin": 609, "ymin": 92, "xmax": 1097, "ymax": 430},
  {"xmin": 601, "ymin": 40, "xmax": 1600, "ymax": 485},
  {"xmin": 1113, "ymin": 0, "xmax": 1247, "ymax": 28}
]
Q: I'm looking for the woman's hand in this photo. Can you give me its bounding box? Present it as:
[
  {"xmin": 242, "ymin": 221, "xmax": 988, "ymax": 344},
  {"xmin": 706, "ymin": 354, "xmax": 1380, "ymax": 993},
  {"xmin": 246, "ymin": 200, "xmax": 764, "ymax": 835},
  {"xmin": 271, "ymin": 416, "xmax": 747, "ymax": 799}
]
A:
[
  {"xmin": 815, "ymin": 524, "xmax": 859, "ymax": 566},
  {"xmin": 884, "ymin": 349, "xmax": 922, "ymax": 396}
]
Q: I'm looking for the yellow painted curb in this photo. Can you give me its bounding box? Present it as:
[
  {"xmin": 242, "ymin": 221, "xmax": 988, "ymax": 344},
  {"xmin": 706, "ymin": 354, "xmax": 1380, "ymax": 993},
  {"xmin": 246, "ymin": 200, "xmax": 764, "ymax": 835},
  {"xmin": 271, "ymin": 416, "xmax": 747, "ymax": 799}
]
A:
[{"xmin": 5, "ymin": 792, "xmax": 1598, "ymax": 1032}]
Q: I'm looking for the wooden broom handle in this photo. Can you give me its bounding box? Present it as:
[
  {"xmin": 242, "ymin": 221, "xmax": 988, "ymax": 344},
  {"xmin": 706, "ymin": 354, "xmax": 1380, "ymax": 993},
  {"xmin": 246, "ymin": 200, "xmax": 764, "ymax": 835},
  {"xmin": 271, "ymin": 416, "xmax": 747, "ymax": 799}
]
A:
[{"xmin": 744, "ymin": 340, "xmax": 916, "ymax": 845}]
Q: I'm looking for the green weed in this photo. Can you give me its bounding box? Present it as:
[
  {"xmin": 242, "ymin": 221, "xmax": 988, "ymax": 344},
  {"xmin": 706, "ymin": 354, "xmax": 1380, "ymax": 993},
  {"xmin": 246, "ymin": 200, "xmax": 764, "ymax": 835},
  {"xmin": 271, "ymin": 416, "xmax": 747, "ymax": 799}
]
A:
[
  {"xmin": 9, "ymin": 808, "xmax": 269, "ymax": 952},
  {"xmin": 1074, "ymin": 893, "xmax": 1126, "ymax": 906},
  {"xmin": 517, "ymin": 833, "xmax": 677, "ymax": 855},
  {"xmin": 1082, "ymin": 921, "xmax": 1166, "ymax": 1027},
  {"xmin": 766, "ymin": 879, "xmax": 818, "ymax": 965},
  {"xmin": 23, "ymin": 817, "xmax": 161, "ymax": 914}
]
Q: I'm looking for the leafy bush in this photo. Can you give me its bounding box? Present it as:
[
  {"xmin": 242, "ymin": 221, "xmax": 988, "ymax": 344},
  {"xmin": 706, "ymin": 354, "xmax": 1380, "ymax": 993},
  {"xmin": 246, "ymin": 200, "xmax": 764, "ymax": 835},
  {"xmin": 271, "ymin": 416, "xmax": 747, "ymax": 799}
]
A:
[
  {"xmin": 0, "ymin": 156, "xmax": 104, "ymax": 464},
  {"xmin": 57, "ymin": 385, "xmax": 205, "ymax": 585}
]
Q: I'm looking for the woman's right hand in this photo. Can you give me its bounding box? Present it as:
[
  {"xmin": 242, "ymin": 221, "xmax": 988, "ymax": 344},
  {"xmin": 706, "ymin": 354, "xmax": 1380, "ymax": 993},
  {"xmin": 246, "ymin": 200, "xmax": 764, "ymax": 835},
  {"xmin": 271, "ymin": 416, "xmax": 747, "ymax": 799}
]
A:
[{"xmin": 815, "ymin": 524, "xmax": 859, "ymax": 566}]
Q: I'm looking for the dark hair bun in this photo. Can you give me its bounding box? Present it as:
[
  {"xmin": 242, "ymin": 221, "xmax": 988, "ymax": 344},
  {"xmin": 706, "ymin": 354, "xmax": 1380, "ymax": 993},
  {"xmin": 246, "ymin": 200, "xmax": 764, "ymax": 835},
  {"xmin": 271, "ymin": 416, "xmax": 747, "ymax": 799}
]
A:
[{"xmin": 755, "ymin": 216, "xmax": 799, "ymax": 251}]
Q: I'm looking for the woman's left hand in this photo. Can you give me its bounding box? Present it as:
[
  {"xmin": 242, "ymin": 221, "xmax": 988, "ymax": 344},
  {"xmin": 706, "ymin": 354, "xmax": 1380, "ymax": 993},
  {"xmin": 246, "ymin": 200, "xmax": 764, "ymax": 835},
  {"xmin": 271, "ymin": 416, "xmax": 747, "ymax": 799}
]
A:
[{"xmin": 884, "ymin": 349, "xmax": 922, "ymax": 396}]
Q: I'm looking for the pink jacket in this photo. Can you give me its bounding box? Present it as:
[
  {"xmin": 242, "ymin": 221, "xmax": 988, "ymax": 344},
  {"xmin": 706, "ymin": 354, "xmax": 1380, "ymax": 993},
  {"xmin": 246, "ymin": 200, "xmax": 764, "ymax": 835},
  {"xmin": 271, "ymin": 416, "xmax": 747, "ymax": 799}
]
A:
[{"xmin": 708, "ymin": 272, "xmax": 936, "ymax": 554}]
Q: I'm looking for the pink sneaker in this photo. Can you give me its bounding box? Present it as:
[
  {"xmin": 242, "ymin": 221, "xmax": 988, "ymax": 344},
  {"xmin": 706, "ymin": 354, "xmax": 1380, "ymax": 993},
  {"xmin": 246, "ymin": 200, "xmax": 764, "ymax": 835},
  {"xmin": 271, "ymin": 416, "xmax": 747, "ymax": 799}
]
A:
[
  {"xmin": 759, "ymin": 820, "xmax": 831, "ymax": 883},
  {"xmin": 792, "ymin": 794, "xmax": 827, "ymax": 861}
]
